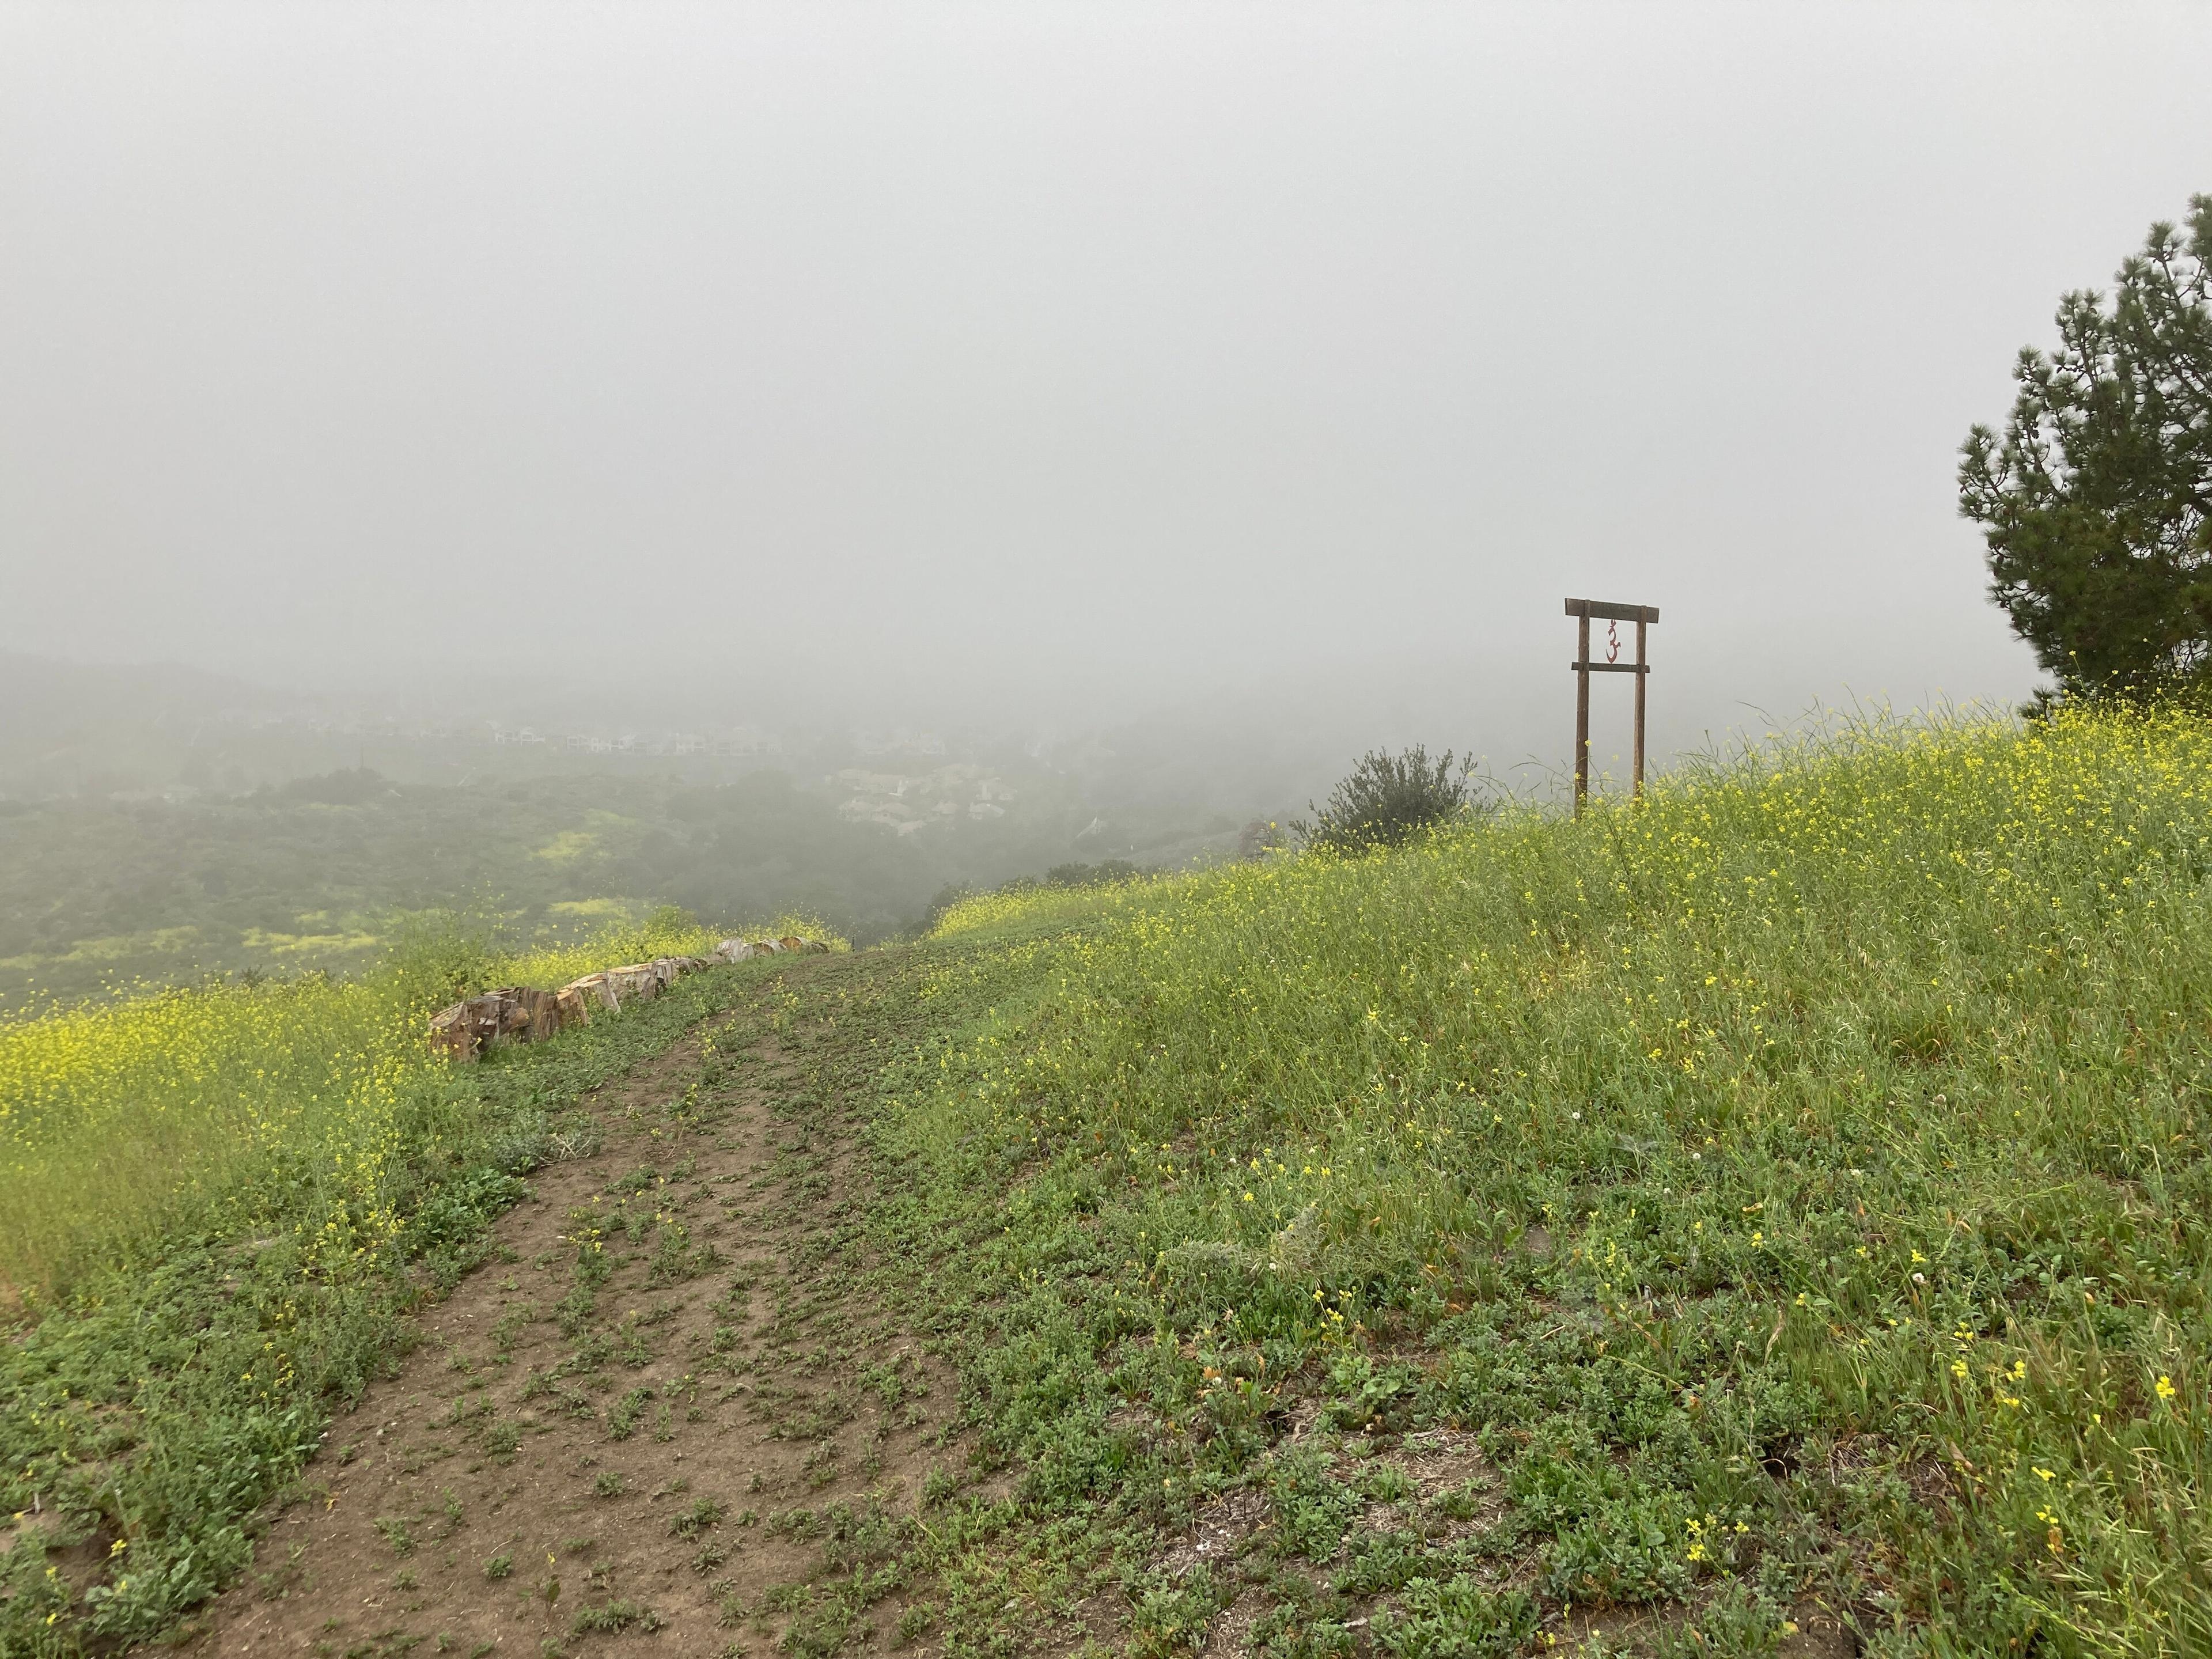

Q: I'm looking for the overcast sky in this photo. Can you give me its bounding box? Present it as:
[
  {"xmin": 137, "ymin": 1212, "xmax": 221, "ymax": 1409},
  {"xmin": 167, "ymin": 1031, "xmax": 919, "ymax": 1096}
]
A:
[{"xmin": 3, "ymin": 2, "xmax": 2209, "ymax": 777}]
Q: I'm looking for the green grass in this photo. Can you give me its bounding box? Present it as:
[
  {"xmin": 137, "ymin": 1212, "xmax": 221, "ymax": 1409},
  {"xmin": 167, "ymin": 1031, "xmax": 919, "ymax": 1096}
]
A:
[
  {"xmin": 873, "ymin": 704, "xmax": 2212, "ymax": 1656},
  {"xmin": 929, "ymin": 873, "xmax": 1162, "ymax": 941},
  {"xmin": 0, "ymin": 909, "xmax": 834, "ymax": 1302}
]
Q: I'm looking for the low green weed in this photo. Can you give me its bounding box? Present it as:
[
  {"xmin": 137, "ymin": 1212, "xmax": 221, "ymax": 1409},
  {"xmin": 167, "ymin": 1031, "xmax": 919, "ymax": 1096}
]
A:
[
  {"xmin": 1127, "ymin": 1563, "xmax": 1230, "ymax": 1658},
  {"xmin": 606, "ymin": 1385, "xmax": 653, "ymax": 1440},
  {"xmin": 670, "ymin": 1497, "xmax": 725, "ymax": 1539},
  {"xmin": 1267, "ymin": 1448, "xmax": 1359, "ymax": 1561},
  {"xmin": 570, "ymin": 1597, "xmax": 665, "ymax": 1634}
]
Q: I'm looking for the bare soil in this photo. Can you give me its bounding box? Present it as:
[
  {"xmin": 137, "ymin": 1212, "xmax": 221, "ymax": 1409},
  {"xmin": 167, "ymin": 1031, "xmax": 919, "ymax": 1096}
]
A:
[{"xmin": 191, "ymin": 956, "xmax": 963, "ymax": 1658}]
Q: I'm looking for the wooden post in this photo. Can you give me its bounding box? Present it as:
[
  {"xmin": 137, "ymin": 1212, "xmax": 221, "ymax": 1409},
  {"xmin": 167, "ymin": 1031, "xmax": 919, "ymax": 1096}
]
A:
[
  {"xmin": 1565, "ymin": 597, "xmax": 1658, "ymax": 816},
  {"xmin": 1574, "ymin": 609, "xmax": 1591, "ymax": 816},
  {"xmin": 1633, "ymin": 612, "xmax": 1647, "ymax": 800}
]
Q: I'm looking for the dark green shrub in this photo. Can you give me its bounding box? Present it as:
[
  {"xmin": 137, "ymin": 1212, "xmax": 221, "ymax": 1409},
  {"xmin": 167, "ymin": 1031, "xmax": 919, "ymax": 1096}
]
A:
[{"xmin": 1295, "ymin": 747, "xmax": 1478, "ymax": 853}]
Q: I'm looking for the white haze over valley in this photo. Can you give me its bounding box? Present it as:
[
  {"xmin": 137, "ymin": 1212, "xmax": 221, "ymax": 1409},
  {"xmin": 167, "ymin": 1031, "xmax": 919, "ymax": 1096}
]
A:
[{"xmin": 5, "ymin": 2, "xmax": 2211, "ymax": 794}]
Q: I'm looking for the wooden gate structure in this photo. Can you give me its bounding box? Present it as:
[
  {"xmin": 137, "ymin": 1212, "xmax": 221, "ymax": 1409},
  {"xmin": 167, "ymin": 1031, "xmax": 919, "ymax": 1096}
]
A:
[{"xmin": 1566, "ymin": 597, "xmax": 1658, "ymax": 816}]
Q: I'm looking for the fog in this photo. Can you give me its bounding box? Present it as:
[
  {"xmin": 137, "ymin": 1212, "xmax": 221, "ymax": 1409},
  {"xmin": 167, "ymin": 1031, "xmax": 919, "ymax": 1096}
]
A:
[{"xmin": 4, "ymin": 2, "xmax": 2210, "ymax": 781}]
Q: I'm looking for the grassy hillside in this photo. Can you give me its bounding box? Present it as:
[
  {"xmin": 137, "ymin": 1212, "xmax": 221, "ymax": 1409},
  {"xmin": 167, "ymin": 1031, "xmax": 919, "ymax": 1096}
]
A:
[
  {"xmin": 6, "ymin": 703, "xmax": 2210, "ymax": 1656},
  {"xmin": 877, "ymin": 705, "xmax": 2212, "ymax": 1656},
  {"xmin": 0, "ymin": 909, "xmax": 797, "ymax": 1303}
]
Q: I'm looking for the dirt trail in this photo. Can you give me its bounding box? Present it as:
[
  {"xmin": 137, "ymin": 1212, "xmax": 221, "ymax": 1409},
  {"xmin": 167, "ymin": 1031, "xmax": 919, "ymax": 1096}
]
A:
[{"xmin": 194, "ymin": 953, "xmax": 960, "ymax": 1658}]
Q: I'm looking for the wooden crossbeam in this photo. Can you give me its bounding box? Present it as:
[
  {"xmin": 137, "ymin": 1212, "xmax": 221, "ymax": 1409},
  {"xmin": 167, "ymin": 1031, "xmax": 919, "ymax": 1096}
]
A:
[{"xmin": 1565, "ymin": 598, "xmax": 1660, "ymax": 624}]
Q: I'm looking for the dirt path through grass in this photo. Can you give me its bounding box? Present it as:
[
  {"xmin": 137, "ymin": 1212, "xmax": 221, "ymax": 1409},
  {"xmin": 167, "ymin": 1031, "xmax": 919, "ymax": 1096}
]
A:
[{"xmin": 193, "ymin": 950, "xmax": 964, "ymax": 1658}]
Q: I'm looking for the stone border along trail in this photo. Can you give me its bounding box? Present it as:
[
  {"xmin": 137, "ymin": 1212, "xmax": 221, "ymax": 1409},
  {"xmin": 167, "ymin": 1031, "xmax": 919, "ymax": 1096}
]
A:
[
  {"xmin": 428, "ymin": 936, "xmax": 830, "ymax": 1062},
  {"xmin": 192, "ymin": 949, "xmax": 969, "ymax": 1658}
]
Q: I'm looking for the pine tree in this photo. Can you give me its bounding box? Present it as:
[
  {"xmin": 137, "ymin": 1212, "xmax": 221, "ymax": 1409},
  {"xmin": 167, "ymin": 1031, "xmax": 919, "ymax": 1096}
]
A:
[{"xmin": 1960, "ymin": 196, "xmax": 2212, "ymax": 698}]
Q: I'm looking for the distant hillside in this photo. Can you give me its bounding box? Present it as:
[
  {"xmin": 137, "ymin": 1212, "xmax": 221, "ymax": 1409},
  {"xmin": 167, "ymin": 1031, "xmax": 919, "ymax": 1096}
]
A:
[
  {"xmin": 0, "ymin": 762, "xmax": 1249, "ymax": 1008},
  {"xmin": 0, "ymin": 656, "xmax": 1361, "ymax": 1006}
]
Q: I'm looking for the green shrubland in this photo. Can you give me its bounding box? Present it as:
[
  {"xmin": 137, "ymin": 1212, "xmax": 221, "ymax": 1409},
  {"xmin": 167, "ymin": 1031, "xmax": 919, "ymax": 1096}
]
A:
[{"xmin": 883, "ymin": 704, "xmax": 2212, "ymax": 1655}]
